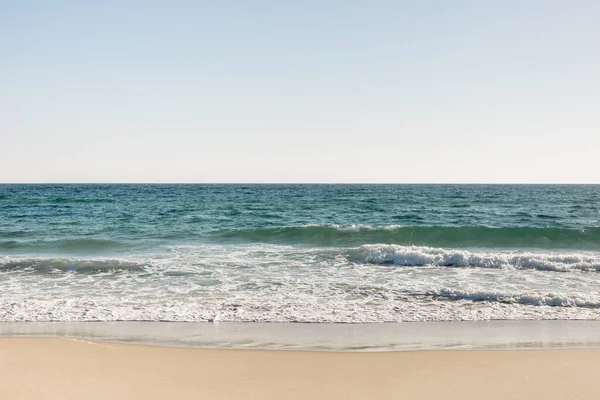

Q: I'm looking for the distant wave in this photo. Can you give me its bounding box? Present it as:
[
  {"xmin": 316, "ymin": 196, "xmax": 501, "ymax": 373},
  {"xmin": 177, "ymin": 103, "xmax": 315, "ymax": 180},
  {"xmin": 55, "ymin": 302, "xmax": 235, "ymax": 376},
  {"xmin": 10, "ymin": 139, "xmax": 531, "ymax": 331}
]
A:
[
  {"xmin": 49, "ymin": 197, "xmax": 116, "ymax": 204},
  {"xmin": 212, "ymin": 225, "xmax": 600, "ymax": 249},
  {"xmin": 0, "ymin": 238, "xmax": 135, "ymax": 252},
  {"xmin": 349, "ymin": 244, "xmax": 600, "ymax": 272},
  {"xmin": 10, "ymin": 197, "xmax": 116, "ymax": 205}
]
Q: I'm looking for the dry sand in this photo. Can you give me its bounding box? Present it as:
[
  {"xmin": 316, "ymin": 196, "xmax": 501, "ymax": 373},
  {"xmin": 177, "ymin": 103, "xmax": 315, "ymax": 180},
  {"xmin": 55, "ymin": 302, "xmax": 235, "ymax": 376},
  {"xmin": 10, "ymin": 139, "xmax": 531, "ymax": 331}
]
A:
[{"xmin": 2, "ymin": 338, "xmax": 600, "ymax": 400}]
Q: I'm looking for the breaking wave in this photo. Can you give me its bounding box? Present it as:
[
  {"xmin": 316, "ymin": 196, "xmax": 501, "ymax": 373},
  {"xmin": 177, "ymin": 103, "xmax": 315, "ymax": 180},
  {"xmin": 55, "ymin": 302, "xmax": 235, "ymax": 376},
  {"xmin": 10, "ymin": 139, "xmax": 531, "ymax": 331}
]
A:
[{"xmin": 349, "ymin": 244, "xmax": 600, "ymax": 272}]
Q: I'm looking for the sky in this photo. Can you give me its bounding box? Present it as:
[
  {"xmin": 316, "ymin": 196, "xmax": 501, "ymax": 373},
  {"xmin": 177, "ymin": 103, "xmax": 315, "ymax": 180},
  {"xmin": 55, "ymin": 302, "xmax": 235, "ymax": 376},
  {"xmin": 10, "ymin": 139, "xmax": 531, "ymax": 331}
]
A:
[{"xmin": 1, "ymin": 1, "xmax": 599, "ymax": 183}]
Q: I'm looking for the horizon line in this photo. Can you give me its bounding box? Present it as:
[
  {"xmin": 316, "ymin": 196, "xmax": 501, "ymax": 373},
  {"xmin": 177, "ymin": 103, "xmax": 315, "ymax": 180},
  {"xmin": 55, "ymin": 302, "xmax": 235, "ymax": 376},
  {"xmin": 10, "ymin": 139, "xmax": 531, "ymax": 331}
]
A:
[{"xmin": 1, "ymin": 182, "xmax": 599, "ymax": 185}]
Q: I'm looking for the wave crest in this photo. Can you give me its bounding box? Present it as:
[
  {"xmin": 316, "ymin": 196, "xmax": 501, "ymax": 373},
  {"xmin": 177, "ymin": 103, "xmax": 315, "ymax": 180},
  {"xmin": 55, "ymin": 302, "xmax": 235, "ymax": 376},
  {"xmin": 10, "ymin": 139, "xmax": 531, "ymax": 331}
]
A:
[
  {"xmin": 212, "ymin": 225, "xmax": 600, "ymax": 249},
  {"xmin": 0, "ymin": 238, "xmax": 137, "ymax": 252},
  {"xmin": 349, "ymin": 244, "xmax": 600, "ymax": 272}
]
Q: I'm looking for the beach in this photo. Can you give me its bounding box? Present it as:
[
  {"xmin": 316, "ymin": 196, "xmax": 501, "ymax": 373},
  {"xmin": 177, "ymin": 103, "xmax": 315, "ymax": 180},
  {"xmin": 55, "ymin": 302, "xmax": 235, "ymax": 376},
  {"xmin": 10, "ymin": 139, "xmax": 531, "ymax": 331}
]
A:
[
  {"xmin": 2, "ymin": 338, "xmax": 600, "ymax": 400},
  {"xmin": 2, "ymin": 185, "xmax": 600, "ymax": 399}
]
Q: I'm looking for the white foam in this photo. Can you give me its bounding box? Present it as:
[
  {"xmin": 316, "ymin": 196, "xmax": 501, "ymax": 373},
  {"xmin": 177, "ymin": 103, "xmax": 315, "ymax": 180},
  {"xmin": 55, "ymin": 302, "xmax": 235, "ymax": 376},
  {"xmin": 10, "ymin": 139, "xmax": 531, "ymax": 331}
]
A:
[
  {"xmin": 2, "ymin": 245, "xmax": 600, "ymax": 323},
  {"xmin": 351, "ymin": 244, "xmax": 600, "ymax": 271},
  {"xmin": 433, "ymin": 289, "xmax": 600, "ymax": 308}
]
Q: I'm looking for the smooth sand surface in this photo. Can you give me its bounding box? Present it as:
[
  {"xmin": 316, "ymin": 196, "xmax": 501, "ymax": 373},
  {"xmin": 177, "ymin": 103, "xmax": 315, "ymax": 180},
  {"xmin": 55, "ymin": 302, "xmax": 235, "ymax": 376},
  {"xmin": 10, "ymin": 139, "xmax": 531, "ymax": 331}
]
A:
[{"xmin": 2, "ymin": 338, "xmax": 600, "ymax": 400}]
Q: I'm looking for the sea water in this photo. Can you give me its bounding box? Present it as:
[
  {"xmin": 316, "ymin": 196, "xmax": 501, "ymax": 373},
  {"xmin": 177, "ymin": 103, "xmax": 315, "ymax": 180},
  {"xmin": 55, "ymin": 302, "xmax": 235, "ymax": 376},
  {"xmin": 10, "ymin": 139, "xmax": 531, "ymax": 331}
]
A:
[{"xmin": 1, "ymin": 184, "xmax": 600, "ymax": 323}]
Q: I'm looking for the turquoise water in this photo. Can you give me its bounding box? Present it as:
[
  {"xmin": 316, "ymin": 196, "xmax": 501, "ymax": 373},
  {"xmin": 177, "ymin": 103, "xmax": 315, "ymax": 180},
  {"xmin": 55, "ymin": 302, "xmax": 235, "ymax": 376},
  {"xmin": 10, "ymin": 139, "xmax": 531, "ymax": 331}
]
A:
[{"xmin": 1, "ymin": 184, "xmax": 600, "ymax": 322}]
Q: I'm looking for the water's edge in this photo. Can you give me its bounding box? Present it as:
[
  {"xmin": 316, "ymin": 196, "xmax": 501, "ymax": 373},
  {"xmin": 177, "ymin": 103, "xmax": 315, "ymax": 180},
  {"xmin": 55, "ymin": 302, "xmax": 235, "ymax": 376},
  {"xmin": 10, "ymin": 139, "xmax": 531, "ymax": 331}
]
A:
[{"xmin": 3, "ymin": 320, "xmax": 600, "ymax": 352}]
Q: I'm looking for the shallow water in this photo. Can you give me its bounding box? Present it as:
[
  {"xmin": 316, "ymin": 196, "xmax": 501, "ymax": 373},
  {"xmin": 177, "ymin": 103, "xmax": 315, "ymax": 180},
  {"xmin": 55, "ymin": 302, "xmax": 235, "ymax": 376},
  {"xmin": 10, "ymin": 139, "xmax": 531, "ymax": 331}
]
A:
[{"xmin": 3, "ymin": 320, "xmax": 600, "ymax": 351}]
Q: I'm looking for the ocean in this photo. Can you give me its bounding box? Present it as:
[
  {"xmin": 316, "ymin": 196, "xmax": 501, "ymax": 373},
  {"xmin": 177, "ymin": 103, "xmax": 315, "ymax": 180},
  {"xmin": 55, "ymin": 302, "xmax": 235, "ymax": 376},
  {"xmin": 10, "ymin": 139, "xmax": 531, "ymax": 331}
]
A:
[{"xmin": 1, "ymin": 184, "xmax": 599, "ymax": 323}]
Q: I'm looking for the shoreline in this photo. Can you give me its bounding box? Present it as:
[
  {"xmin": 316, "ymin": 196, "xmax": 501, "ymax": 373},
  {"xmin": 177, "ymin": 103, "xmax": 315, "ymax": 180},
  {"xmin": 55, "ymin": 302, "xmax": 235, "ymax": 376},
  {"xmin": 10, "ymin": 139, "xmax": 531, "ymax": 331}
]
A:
[
  {"xmin": 3, "ymin": 337, "xmax": 600, "ymax": 399},
  {"xmin": 3, "ymin": 320, "xmax": 600, "ymax": 351}
]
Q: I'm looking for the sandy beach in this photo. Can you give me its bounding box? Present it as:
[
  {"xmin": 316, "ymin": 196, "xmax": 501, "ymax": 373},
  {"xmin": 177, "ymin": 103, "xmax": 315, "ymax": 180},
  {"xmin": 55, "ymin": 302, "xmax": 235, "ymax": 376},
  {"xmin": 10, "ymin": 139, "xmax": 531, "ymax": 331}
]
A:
[{"xmin": 2, "ymin": 338, "xmax": 599, "ymax": 400}]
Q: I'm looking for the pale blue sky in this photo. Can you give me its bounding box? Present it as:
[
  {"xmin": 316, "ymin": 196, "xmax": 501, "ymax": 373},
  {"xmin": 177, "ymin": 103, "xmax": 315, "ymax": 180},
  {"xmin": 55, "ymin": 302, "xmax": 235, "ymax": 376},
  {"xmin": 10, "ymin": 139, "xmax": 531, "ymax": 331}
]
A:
[{"xmin": 1, "ymin": 1, "xmax": 599, "ymax": 183}]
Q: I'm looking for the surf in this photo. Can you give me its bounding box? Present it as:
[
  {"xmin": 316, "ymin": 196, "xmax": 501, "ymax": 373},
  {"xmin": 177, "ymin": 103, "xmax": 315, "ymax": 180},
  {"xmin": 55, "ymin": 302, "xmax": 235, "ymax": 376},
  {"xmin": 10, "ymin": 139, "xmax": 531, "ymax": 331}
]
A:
[{"xmin": 211, "ymin": 225, "xmax": 600, "ymax": 249}]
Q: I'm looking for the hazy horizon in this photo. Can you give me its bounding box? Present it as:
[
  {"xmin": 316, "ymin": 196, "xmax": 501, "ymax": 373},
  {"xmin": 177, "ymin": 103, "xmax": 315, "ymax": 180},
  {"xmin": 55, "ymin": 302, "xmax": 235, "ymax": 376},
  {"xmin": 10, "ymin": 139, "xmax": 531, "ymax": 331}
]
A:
[
  {"xmin": 2, "ymin": 1, "xmax": 599, "ymax": 184},
  {"xmin": 1, "ymin": 182, "xmax": 599, "ymax": 185}
]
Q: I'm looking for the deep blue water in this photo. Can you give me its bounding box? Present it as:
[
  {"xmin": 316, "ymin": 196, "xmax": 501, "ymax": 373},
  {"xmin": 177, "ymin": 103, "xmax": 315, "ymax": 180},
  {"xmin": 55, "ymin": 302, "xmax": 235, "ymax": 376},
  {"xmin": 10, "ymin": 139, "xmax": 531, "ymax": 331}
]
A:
[{"xmin": 1, "ymin": 184, "xmax": 599, "ymax": 252}]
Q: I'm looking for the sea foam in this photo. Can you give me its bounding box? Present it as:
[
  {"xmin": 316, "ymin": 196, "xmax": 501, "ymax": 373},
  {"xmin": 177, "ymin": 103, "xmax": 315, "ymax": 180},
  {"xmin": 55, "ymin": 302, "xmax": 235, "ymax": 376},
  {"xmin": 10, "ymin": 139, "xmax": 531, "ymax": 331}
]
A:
[
  {"xmin": 2, "ymin": 244, "xmax": 600, "ymax": 323},
  {"xmin": 349, "ymin": 244, "xmax": 600, "ymax": 272}
]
